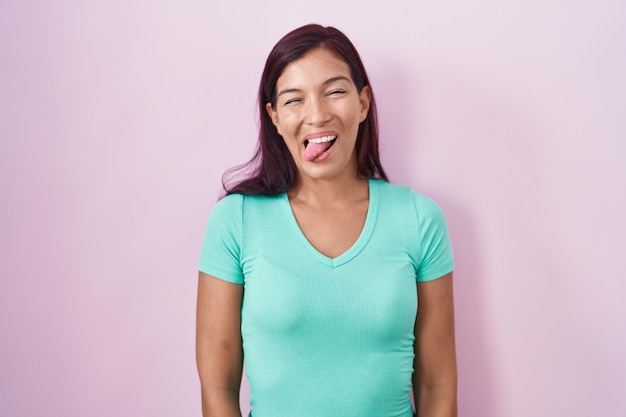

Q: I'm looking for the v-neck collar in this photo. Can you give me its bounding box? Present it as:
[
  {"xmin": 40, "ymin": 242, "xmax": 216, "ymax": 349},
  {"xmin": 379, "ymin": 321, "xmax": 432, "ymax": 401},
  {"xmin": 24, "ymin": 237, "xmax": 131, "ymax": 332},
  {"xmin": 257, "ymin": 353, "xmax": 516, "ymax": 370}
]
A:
[{"xmin": 280, "ymin": 179, "xmax": 380, "ymax": 269}]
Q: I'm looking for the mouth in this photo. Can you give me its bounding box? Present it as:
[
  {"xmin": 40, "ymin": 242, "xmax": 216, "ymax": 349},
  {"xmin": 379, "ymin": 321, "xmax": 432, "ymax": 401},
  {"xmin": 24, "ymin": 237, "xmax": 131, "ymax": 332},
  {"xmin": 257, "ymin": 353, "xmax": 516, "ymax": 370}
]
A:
[
  {"xmin": 304, "ymin": 134, "xmax": 337, "ymax": 147},
  {"xmin": 303, "ymin": 135, "xmax": 337, "ymax": 162}
]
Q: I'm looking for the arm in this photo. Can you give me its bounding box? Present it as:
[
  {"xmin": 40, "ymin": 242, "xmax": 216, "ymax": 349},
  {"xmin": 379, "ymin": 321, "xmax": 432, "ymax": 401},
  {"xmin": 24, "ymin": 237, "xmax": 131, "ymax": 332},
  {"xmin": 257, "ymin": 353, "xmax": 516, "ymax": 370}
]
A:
[
  {"xmin": 413, "ymin": 272, "xmax": 457, "ymax": 417},
  {"xmin": 196, "ymin": 272, "xmax": 244, "ymax": 417}
]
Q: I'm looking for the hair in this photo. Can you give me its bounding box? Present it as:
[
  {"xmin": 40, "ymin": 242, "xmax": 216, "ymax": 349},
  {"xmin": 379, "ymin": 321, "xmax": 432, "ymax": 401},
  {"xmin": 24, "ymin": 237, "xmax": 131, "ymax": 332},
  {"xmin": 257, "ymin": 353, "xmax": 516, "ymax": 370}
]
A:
[{"xmin": 222, "ymin": 24, "xmax": 388, "ymax": 196}]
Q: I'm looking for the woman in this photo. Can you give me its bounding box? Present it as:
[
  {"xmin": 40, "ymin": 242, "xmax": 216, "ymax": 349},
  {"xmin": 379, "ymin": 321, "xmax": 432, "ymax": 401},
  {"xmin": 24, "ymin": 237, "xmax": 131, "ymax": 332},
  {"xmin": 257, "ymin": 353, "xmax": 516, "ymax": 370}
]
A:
[{"xmin": 196, "ymin": 24, "xmax": 457, "ymax": 417}]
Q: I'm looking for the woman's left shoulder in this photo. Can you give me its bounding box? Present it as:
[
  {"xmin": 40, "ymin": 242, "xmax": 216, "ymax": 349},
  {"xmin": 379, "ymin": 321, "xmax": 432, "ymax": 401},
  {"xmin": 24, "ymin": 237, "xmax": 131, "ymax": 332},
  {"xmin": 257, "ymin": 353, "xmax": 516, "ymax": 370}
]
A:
[{"xmin": 375, "ymin": 180, "xmax": 444, "ymax": 215}]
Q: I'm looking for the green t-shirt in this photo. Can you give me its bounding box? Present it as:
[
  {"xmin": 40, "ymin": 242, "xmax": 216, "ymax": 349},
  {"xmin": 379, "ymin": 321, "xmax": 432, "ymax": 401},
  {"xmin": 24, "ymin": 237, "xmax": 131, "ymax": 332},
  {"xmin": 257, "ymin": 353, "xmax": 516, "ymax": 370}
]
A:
[{"xmin": 199, "ymin": 179, "xmax": 454, "ymax": 417}]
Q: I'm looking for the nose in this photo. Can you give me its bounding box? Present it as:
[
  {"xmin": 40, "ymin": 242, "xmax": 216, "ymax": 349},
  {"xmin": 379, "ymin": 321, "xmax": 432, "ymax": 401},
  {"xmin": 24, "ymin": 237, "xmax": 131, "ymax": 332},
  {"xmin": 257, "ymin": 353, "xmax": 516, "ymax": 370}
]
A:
[{"xmin": 305, "ymin": 97, "xmax": 331, "ymax": 127}]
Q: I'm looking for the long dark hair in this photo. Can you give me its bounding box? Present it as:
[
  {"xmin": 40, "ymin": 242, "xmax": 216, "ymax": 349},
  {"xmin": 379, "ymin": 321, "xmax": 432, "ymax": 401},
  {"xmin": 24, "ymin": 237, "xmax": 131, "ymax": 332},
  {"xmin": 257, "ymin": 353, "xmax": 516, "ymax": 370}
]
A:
[{"xmin": 222, "ymin": 24, "xmax": 388, "ymax": 196}]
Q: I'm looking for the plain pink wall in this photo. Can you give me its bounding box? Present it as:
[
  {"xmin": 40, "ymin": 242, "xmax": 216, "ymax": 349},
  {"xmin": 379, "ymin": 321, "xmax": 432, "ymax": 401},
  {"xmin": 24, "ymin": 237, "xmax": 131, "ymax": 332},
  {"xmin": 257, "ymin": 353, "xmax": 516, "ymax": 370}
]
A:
[{"xmin": 1, "ymin": 1, "xmax": 624, "ymax": 416}]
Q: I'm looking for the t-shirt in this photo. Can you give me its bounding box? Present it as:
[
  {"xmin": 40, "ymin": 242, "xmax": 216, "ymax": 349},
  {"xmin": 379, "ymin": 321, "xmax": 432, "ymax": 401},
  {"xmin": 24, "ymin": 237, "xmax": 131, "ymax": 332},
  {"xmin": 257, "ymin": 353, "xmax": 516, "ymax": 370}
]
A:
[{"xmin": 199, "ymin": 179, "xmax": 454, "ymax": 417}]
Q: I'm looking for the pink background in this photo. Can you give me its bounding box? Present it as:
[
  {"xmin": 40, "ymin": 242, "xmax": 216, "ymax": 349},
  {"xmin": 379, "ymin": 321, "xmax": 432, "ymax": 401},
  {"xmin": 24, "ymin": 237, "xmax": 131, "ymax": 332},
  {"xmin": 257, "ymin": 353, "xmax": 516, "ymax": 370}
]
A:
[{"xmin": 1, "ymin": 1, "xmax": 625, "ymax": 416}]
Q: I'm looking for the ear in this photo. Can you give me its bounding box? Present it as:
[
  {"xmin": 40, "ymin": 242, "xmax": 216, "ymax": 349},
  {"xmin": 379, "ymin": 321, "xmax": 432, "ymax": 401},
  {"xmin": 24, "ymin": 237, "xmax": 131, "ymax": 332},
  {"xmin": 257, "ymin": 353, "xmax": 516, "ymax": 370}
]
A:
[
  {"xmin": 265, "ymin": 102, "xmax": 282, "ymax": 135},
  {"xmin": 358, "ymin": 85, "xmax": 372, "ymax": 123}
]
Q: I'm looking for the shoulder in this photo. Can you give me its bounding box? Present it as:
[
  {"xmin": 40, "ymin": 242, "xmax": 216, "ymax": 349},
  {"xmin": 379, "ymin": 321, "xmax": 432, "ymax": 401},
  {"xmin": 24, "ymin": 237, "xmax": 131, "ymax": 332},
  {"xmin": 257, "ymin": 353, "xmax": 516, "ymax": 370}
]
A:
[
  {"xmin": 375, "ymin": 180, "xmax": 444, "ymax": 217},
  {"xmin": 210, "ymin": 192, "xmax": 283, "ymax": 221},
  {"xmin": 374, "ymin": 179, "xmax": 413, "ymax": 205},
  {"xmin": 214, "ymin": 192, "xmax": 244, "ymax": 208},
  {"xmin": 207, "ymin": 193, "xmax": 244, "ymax": 222},
  {"xmin": 212, "ymin": 192, "xmax": 277, "ymax": 210}
]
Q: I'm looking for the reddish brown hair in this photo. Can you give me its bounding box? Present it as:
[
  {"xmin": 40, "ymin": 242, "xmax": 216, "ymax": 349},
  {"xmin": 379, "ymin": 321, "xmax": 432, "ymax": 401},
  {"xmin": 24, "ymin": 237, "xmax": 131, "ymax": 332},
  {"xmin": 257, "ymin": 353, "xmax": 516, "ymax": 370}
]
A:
[{"xmin": 223, "ymin": 24, "xmax": 388, "ymax": 196}]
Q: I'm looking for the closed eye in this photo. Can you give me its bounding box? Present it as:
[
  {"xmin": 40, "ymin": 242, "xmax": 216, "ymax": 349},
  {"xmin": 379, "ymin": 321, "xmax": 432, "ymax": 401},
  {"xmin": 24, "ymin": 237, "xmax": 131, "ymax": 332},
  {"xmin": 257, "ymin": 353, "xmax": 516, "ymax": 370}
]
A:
[
  {"xmin": 327, "ymin": 89, "xmax": 346, "ymax": 96},
  {"xmin": 284, "ymin": 98, "xmax": 302, "ymax": 106}
]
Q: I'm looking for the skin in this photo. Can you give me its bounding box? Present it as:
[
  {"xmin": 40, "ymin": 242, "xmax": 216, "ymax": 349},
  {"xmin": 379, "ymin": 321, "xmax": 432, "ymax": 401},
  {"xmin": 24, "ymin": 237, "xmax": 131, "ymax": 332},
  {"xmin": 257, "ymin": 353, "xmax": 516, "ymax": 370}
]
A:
[
  {"xmin": 414, "ymin": 273, "xmax": 458, "ymax": 417},
  {"xmin": 196, "ymin": 46, "xmax": 457, "ymax": 417},
  {"xmin": 196, "ymin": 274, "xmax": 243, "ymax": 417},
  {"xmin": 266, "ymin": 47, "xmax": 372, "ymax": 257},
  {"xmin": 266, "ymin": 47, "xmax": 371, "ymax": 191}
]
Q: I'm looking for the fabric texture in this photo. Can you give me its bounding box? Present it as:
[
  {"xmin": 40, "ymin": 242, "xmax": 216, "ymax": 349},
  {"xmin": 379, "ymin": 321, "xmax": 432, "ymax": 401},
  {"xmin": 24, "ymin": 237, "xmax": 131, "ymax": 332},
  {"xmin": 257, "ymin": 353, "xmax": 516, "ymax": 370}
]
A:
[{"xmin": 199, "ymin": 179, "xmax": 454, "ymax": 417}]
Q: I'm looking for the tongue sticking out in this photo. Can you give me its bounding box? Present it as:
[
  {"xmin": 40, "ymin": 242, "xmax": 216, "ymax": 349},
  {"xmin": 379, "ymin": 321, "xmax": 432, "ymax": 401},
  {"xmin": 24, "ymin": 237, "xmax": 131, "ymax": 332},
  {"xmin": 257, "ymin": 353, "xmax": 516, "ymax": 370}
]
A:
[{"xmin": 304, "ymin": 140, "xmax": 334, "ymax": 162}]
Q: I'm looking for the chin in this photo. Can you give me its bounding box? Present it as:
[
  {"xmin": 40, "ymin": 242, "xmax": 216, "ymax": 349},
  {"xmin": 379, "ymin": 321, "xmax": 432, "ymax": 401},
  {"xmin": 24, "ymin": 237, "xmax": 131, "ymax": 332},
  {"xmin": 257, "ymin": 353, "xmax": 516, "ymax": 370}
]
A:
[{"xmin": 300, "ymin": 165, "xmax": 353, "ymax": 182}]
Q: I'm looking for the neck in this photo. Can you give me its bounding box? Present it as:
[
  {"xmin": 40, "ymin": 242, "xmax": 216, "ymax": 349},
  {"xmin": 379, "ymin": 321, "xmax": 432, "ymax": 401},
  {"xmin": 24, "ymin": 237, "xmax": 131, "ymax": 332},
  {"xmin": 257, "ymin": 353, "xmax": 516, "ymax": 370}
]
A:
[{"xmin": 288, "ymin": 174, "xmax": 369, "ymax": 208}]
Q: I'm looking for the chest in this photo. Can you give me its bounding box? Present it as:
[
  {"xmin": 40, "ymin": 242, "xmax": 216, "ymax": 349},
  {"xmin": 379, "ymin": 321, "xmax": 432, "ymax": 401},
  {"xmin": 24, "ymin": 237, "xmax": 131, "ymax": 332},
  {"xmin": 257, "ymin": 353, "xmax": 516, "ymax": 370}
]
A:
[
  {"xmin": 289, "ymin": 200, "xmax": 369, "ymax": 259},
  {"xmin": 238, "ymin": 197, "xmax": 419, "ymax": 346}
]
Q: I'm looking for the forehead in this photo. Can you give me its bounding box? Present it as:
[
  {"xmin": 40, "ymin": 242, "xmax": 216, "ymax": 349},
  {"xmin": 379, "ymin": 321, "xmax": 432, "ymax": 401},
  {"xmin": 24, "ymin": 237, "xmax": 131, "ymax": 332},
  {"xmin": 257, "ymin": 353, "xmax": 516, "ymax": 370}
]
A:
[{"xmin": 276, "ymin": 48, "xmax": 352, "ymax": 88}]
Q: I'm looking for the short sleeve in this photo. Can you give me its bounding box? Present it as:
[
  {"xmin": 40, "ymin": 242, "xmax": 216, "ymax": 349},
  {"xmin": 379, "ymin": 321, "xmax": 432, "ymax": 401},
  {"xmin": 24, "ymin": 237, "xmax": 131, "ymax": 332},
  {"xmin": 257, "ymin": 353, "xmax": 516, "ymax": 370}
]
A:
[
  {"xmin": 198, "ymin": 193, "xmax": 244, "ymax": 284},
  {"xmin": 413, "ymin": 193, "xmax": 454, "ymax": 282}
]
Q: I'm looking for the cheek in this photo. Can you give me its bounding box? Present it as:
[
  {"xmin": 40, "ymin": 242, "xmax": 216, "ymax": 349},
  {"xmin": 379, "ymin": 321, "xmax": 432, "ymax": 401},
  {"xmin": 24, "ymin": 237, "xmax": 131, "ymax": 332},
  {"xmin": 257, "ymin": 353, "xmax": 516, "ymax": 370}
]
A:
[
  {"xmin": 344, "ymin": 107, "xmax": 364, "ymax": 130},
  {"xmin": 282, "ymin": 112, "xmax": 299, "ymax": 127},
  {"xmin": 277, "ymin": 115, "xmax": 300, "ymax": 137}
]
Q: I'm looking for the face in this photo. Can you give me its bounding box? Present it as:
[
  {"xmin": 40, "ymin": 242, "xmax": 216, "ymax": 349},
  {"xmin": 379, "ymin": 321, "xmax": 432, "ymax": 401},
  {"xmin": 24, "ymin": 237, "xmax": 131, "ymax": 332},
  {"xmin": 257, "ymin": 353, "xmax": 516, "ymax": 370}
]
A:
[{"xmin": 266, "ymin": 47, "xmax": 371, "ymax": 184}]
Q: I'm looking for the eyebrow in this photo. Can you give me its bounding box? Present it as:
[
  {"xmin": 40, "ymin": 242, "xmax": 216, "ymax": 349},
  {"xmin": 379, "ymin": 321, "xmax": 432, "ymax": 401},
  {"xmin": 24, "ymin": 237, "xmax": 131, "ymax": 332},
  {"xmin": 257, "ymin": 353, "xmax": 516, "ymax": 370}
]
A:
[{"xmin": 276, "ymin": 76, "xmax": 352, "ymax": 98}]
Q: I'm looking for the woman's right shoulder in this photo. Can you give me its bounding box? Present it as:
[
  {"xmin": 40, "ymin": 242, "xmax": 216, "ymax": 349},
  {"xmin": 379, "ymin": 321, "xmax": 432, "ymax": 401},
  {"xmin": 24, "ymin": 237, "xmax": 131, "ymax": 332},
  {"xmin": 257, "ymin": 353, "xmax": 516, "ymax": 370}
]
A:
[
  {"xmin": 206, "ymin": 193, "xmax": 245, "ymax": 224},
  {"xmin": 215, "ymin": 192, "xmax": 245, "ymax": 207},
  {"xmin": 211, "ymin": 192, "xmax": 278, "ymax": 217}
]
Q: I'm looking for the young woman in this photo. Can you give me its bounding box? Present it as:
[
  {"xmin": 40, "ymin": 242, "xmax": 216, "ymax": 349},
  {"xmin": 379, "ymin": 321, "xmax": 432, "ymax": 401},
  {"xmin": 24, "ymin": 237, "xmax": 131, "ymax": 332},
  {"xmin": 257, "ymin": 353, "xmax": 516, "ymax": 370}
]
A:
[{"xmin": 196, "ymin": 24, "xmax": 457, "ymax": 417}]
